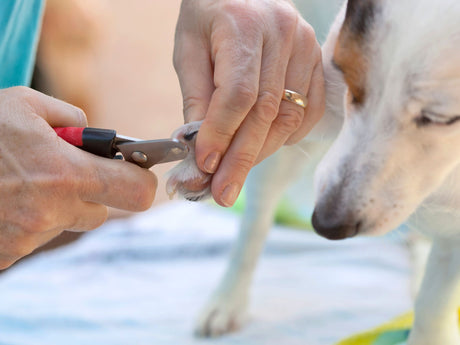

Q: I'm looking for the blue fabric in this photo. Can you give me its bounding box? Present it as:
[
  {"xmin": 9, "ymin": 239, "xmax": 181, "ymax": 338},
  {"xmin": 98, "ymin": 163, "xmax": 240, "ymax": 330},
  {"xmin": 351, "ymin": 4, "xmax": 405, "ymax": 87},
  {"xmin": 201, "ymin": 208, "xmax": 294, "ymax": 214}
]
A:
[{"xmin": 0, "ymin": 0, "xmax": 45, "ymax": 88}]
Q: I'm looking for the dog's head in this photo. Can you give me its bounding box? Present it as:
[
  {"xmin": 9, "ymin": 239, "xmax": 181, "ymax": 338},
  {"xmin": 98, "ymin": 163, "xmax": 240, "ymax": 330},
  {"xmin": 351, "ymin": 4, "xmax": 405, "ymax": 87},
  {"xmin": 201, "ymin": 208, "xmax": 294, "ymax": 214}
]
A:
[{"xmin": 313, "ymin": 0, "xmax": 460, "ymax": 239}]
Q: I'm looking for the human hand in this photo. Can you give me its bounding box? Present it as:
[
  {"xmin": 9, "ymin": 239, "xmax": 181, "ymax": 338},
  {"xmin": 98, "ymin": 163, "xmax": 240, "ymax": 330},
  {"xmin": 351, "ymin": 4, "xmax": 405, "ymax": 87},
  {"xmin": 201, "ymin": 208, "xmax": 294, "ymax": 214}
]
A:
[
  {"xmin": 174, "ymin": 0, "xmax": 325, "ymax": 207},
  {"xmin": 0, "ymin": 87, "xmax": 157, "ymax": 269}
]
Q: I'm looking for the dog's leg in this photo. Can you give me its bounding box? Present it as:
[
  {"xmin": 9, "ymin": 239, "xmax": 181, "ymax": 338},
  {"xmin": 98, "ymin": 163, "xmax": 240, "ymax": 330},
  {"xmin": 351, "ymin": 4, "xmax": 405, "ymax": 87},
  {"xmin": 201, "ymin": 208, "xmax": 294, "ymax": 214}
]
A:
[
  {"xmin": 408, "ymin": 238, "xmax": 460, "ymax": 345},
  {"xmin": 407, "ymin": 231, "xmax": 432, "ymax": 299},
  {"xmin": 186, "ymin": 5, "xmax": 346, "ymax": 334},
  {"xmin": 192, "ymin": 29, "xmax": 345, "ymax": 333},
  {"xmin": 194, "ymin": 143, "xmax": 318, "ymax": 337}
]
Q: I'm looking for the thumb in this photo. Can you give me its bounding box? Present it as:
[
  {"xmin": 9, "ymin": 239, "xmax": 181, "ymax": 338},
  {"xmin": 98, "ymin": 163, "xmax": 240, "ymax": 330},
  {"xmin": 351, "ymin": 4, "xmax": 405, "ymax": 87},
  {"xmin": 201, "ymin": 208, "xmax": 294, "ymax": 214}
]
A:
[
  {"xmin": 173, "ymin": 35, "xmax": 214, "ymax": 123},
  {"xmin": 21, "ymin": 87, "xmax": 88, "ymax": 127}
]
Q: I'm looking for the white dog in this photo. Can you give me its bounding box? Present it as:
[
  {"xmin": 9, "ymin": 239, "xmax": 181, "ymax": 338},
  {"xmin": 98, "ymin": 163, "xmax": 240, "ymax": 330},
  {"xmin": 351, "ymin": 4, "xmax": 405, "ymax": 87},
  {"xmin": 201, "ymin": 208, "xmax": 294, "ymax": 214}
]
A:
[{"xmin": 167, "ymin": 1, "xmax": 460, "ymax": 344}]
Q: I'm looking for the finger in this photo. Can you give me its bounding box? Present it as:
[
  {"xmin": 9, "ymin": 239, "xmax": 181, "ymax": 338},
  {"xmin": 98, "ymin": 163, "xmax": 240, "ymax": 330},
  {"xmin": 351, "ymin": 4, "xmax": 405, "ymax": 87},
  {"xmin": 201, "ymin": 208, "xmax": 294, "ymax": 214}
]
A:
[
  {"xmin": 60, "ymin": 202, "xmax": 109, "ymax": 232},
  {"xmin": 174, "ymin": 34, "xmax": 214, "ymax": 123},
  {"xmin": 208, "ymin": 29, "xmax": 294, "ymax": 207},
  {"xmin": 194, "ymin": 25, "xmax": 264, "ymax": 174},
  {"xmin": 0, "ymin": 202, "xmax": 108, "ymax": 270},
  {"xmin": 17, "ymin": 87, "xmax": 88, "ymax": 127},
  {"xmin": 0, "ymin": 227, "xmax": 63, "ymax": 269},
  {"xmin": 208, "ymin": 122, "xmax": 262, "ymax": 208},
  {"xmin": 285, "ymin": 60, "xmax": 325, "ymax": 144},
  {"xmin": 256, "ymin": 23, "xmax": 319, "ymax": 163},
  {"xmin": 76, "ymin": 153, "xmax": 158, "ymax": 212}
]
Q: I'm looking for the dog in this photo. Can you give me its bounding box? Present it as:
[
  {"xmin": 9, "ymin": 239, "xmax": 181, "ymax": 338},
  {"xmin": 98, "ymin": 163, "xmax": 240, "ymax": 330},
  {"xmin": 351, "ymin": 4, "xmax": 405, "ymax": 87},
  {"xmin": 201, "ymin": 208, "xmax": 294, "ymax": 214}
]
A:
[{"xmin": 167, "ymin": 1, "xmax": 460, "ymax": 344}]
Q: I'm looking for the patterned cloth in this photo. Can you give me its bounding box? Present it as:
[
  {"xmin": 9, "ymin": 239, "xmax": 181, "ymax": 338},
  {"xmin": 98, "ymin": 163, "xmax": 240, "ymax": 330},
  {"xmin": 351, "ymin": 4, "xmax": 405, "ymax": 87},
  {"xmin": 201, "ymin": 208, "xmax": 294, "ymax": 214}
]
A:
[
  {"xmin": 0, "ymin": 0, "xmax": 44, "ymax": 88},
  {"xmin": 337, "ymin": 310, "xmax": 460, "ymax": 345}
]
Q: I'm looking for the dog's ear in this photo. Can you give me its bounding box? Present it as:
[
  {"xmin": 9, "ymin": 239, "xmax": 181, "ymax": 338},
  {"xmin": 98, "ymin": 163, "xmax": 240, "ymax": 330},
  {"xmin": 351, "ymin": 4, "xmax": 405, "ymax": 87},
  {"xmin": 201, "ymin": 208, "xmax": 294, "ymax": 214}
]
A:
[
  {"xmin": 345, "ymin": 0, "xmax": 377, "ymax": 38},
  {"xmin": 332, "ymin": 0, "xmax": 379, "ymax": 106}
]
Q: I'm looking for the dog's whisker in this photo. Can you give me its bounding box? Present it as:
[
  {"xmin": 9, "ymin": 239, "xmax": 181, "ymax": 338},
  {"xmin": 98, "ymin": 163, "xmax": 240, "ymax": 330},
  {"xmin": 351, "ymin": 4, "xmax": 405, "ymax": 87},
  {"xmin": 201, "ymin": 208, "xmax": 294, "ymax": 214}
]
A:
[{"xmin": 291, "ymin": 144, "xmax": 312, "ymax": 160}]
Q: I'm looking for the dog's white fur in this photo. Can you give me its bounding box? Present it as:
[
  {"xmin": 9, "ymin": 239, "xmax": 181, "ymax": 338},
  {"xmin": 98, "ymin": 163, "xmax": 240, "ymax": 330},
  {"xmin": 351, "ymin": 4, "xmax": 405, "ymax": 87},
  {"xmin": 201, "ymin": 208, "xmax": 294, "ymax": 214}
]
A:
[{"xmin": 167, "ymin": 1, "xmax": 460, "ymax": 343}]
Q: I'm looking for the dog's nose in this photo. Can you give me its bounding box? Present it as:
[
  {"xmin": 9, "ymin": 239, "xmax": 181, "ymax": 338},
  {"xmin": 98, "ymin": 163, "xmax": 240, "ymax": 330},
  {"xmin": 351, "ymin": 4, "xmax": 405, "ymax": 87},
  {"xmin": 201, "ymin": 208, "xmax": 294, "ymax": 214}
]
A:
[{"xmin": 311, "ymin": 209, "xmax": 360, "ymax": 240}]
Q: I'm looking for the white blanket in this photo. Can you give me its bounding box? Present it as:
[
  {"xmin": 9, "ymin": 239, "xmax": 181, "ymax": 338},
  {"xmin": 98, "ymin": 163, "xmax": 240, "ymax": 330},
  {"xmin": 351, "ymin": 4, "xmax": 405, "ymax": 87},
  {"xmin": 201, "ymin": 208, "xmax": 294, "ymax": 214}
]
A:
[{"xmin": 0, "ymin": 202, "xmax": 412, "ymax": 345}]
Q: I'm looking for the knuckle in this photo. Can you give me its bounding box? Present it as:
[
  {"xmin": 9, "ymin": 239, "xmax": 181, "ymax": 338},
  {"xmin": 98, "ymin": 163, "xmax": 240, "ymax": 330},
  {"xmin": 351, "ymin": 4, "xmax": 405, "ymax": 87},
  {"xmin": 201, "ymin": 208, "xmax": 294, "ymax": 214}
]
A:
[
  {"xmin": 216, "ymin": 3, "xmax": 263, "ymax": 39},
  {"xmin": 10, "ymin": 85, "xmax": 32, "ymax": 96},
  {"xmin": 301, "ymin": 22, "xmax": 316, "ymax": 41},
  {"xmin": 221, "ymin": 1, "xmax": 244, "ymax": 14},
  {"xmin": 13, "ymin": 86, "xmax": 37, "ymax": 104},
  {"xmin": 22, "ymin": 211, "xmax": 53, "ymax": 234},
  {"xmin": 297, "ymin": 22, "xmax": 318, "ymax": 51},
  {"xmin": 1, "ymin": 86, "xmax": 34, "ymax": 112},
  {"xmin": 211, "ymin": 124, "xmax": 235, "ymax": 142},
  {"xmin": 231, "ymin": 150, "xmax": 257, "ymax": 172},
  {"xmin": 256, "ymin": 90, "xmax": 281, "ymax": 122},
  {"xmin": 182, "ymin": 95, "xmax": 206, "ymax": 119},
  {"xmin": 223, "ymin": 83, "xmax": 258, "ymax": 114},
  {"xmin": 274, "ymin": 4, "xmax": 298, "ymax": 33},
  {"xmin": 222, "ymin": 2, "xmax": 259, "ymax": 23},
  {"xmin": 275, "ymin": 107, "xmax": 304, "ymax": 135}
]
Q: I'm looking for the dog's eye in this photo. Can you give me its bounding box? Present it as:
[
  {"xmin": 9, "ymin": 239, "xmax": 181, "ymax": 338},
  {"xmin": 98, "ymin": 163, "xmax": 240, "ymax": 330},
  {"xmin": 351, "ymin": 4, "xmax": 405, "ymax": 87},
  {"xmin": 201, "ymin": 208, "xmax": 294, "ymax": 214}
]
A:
[{"xmin": 415, "ymin": 111, "xmax": 460, "ymax": 127}]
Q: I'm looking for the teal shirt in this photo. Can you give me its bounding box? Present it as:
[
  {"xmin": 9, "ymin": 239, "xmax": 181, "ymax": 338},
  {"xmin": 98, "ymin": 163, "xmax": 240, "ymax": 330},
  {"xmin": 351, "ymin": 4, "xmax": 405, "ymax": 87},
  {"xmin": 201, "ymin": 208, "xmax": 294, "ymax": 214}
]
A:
[{"xmin": 0, "ymin": 0, "xmax": 45, "ymax": 88}]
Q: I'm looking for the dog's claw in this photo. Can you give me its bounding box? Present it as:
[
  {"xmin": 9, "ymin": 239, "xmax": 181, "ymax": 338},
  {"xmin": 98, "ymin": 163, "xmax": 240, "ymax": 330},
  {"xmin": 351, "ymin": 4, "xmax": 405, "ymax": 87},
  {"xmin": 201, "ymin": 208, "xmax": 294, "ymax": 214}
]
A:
[
  {"xmin": 186, "ymin": 196, "xmax": 202, "ymax": 202},
  {"xmin": 166, "ymin": 121, "xmax": 213, "ymax": 201}
]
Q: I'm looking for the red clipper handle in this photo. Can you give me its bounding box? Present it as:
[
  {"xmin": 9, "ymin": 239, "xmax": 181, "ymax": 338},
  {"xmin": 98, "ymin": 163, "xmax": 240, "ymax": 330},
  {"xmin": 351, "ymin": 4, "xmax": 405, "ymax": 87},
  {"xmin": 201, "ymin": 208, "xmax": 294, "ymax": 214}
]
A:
[
  {"xmin": 54, "ymin": 127, "xmax": 85, "ymax": 147},
  {"xmin": 54, "ymin": 127, "xmax": 118, "ymax": 158}
]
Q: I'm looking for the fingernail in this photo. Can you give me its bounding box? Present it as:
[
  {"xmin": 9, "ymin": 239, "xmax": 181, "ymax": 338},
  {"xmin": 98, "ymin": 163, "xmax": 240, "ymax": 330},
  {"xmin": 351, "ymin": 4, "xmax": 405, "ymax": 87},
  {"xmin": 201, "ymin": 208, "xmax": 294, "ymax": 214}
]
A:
[
  {"xmin": 204, "ymin": 152, "xmax": 221, "ymax": 173},
  {"xmin": 221, "ymin": 183, "xmax": 240, "ymax": 207},
  {"xmin": 74, "ymin": 106, "xmax": 88, "ymax": 126}
]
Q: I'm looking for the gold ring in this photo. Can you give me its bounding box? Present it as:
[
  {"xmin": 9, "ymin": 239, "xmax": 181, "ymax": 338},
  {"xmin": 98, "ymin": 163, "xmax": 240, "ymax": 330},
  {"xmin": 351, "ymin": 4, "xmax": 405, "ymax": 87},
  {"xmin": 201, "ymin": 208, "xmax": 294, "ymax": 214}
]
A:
[{"xmin": 282, "ymin": 89, "xmax": 308, "ymax": 109}]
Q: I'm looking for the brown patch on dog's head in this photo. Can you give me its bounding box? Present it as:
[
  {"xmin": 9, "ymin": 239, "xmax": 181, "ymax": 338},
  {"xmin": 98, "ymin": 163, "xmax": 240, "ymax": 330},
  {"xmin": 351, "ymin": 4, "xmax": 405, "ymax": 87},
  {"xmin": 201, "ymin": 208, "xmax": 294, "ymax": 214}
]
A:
[{"xmin": 333, "ymin": 0, "xmax": 378, "ymax": 105}]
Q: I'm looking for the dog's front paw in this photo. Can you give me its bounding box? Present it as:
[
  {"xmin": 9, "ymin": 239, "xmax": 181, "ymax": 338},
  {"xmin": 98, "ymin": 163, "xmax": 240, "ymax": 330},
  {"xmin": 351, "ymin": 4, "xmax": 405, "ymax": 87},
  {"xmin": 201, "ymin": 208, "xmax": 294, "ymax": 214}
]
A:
[
  {"xmin": 166, "ymin": 121, "xmax": 212, "ymax": 201},
  {"xmin": 194, "ymin": 292, "xmax": 249, "ymax": 338}
]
